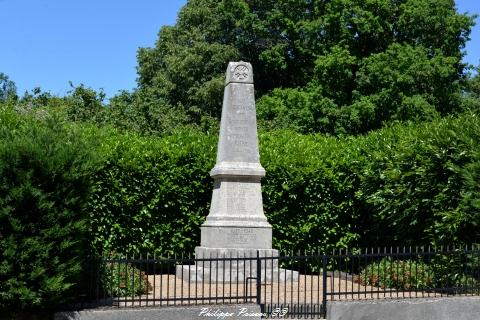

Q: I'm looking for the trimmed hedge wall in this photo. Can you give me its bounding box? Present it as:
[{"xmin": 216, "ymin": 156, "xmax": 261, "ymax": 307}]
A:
[
  {"xmin": 88, "ymin": 130, "xmax": 216, "ymax": 255},
  {"xmin": 355, "ymin": 115, "xmax": 480, "ymax": 246},
  {"xmin": 88, "ymin": 113, "xmax": 480, "ymax": 255},
  {"xmin": 1, "ymin": 106, "xmax": 478, "ymax": 310}
]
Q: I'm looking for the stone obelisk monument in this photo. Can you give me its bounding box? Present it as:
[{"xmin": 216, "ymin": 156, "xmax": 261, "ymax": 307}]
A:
[
  {"xmin": 198, "ymin": 61, "xmax": 274, "ymax": 256},
  {"xmin": 177, "ymin": 62, "xmax": 297, "ymax": 282}
]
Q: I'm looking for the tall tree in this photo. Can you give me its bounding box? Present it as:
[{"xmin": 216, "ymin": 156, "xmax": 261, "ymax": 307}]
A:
[
  {"xmin": 135, "ymin": 0, "xmax": 475, "ymax": 134},
  {"xmin": 0, "ymin": 73, "xmax": 17, "ymax": 103}
]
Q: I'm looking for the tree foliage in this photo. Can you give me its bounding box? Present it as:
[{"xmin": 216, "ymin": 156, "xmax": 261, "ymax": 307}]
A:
[
  {"xmin": 105, "ymin": 88, "xmax": 199, "ymax": 135},
  {"xmin": 0, "ymin": 73, "xmax": 17, "ymax": 103},
  {"xmin": 136, "ymin": 0, "xmax": 475, "ymax": 134},
  {"xmin": 0, "ymin": 106, "xmax": 99, "ymax": 311},
  {"xmin": 462, "ymin": 67, "xmax": 480, "ymax": 112}
]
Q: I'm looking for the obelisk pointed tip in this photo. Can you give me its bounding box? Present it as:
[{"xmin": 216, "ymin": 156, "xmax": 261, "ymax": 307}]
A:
[{"xmin": 225, "ymin": 61, "xmax": 253, "ymax": 85}]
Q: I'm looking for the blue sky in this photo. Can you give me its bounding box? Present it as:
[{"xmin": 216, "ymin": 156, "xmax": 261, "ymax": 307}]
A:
[{"xmin": 0, "ymin": 0, "xmax": 479, "ymax": 99}]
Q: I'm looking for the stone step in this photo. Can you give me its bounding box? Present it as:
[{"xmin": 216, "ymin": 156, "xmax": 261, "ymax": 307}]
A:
[{"xmin": 176, "ymin": 265, "xmax": 299, "ymax": 283}]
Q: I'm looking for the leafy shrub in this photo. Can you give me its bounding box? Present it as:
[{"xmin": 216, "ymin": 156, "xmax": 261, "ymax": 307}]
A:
[
  {"xmin": 0, "ymin": 107, "xmax": 100, "ymax": 310},
  {"xmin": 101, "ymin": 262, "xmax": 151, "ymax": 297},
  {"xmin": 358, "ymin": 258, "xmax": 433, "ymax": 290},
  {"xmin": 428, "ymin": 250, "xmax": 479, "ymax": 291},
  {"xmin": 359, "ymin": 255, "xmax": 478, "ymax": 292}
]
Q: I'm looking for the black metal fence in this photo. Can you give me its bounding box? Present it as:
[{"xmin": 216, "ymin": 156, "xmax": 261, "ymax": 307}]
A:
[{"xmin": 79, "ymin": 245, "xmax": 480, "ymax": 318}]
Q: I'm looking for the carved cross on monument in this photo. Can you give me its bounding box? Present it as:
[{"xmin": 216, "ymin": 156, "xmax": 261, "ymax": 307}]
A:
[{"xmin": 177, "ymin": 62, "xmax": 297, "ymax": 282}]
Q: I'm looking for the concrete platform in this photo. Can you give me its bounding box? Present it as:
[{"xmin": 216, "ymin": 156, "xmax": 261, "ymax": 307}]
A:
[{"xmin": 176, "ymin": 247, "xmax": 298, "ymax": 282}]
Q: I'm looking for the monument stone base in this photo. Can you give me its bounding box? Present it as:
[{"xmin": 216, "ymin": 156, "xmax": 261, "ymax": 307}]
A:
[
  {"xmin": 200, "ymin": 225, "xmax": 273, "ymax": 248},
  {"xmin": 176, "ymin": 247, "xmax": 299, "ymax": 282}
]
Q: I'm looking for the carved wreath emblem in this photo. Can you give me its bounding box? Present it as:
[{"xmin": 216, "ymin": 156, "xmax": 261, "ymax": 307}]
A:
[{"xmin": 233, "ymin": 65, "xmax": 249, "ymax": 80}]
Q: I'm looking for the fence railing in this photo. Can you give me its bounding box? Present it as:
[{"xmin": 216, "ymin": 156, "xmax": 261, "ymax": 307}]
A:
[
  {"xmin": 76, "ymin": 245, "xmax": 480, "ymax": 318},
  {"xmin": 327, "ymin": 245, "xmax": 480, "ymax": 301}
]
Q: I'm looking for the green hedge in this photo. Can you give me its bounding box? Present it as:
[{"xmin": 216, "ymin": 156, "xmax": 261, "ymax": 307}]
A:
[
  {"xmin": 88, "ymin": 113, "xmax": 480, "ymax": 255},
  {"xmin": 0, "ymin": 107, "xmax": 100, "ymax": 311},
  {"xmin": 359, "ymin": 258, "xmax": 433, "ymax": 290},
  {"xmin": 357, "ymin": 114, "xmax": 480, "ymax": 246},
  {"xmin": 359, "ymin": 254, "xmax": 478, "ymax": 291},
  {"xmin": 101, "ymin": 261, "xmax": 151, "ymax": 297},
  {"xmin": 88, "ymin": 130, "xmax": 216, "ymax": 256},
  {"xmin": 88, "ymin": 129, "xmax": 361, "ymax": 255},
  {"xmin": 1, "ymin": 105, "xmax": 479, "ymax": 310},
  {"xmin": 260, "ymin": 132, "xmax": 362, "ymax": 252}
]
